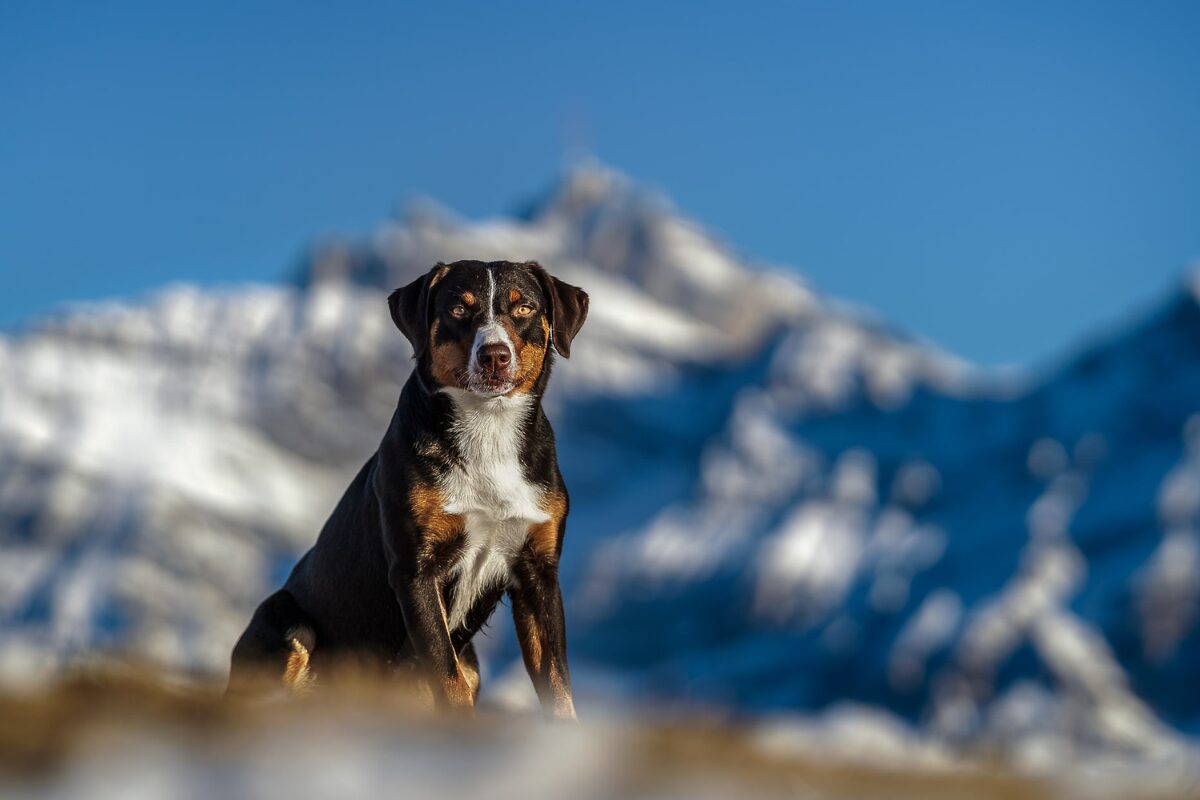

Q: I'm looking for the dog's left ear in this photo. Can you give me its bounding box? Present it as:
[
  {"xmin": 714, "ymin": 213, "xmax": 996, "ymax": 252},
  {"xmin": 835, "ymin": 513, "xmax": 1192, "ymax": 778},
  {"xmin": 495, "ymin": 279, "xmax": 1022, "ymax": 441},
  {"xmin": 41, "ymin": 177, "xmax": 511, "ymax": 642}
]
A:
[
  {"xmin": 389, "ymin": 263, "xmax": 452, "ymax": 358},
  {"xmin": 529, "ymin": 261, "xmax": 589, "ymax": 358}
]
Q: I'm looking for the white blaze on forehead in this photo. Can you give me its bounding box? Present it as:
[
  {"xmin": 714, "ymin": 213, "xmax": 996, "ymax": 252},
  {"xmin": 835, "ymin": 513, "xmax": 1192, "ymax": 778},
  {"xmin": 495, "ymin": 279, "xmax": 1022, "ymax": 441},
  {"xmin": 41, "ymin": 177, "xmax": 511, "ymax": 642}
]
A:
[
  {"xmin": 468, "ymin": 265, "xmax": 515, "ymax": 370},
  {"xmin": 486, "ymin": 267, "xmax": 496, "ymax": 323}
]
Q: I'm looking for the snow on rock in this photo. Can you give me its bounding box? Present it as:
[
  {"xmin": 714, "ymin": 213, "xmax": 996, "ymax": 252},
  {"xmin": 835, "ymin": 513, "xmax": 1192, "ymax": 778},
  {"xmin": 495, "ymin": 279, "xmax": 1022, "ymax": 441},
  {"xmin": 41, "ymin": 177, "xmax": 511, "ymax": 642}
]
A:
[{"xmin": 1, "ymin": 165, "xmax": 1199, "ymax": 770}]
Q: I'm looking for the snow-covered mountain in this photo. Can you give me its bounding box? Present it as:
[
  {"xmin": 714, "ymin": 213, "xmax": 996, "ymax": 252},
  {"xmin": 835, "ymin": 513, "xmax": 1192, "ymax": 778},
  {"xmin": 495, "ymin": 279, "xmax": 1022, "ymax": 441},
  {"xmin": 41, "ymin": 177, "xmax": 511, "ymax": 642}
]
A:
[{"xmin": 1, "ymin": 165, "xmax": 1197, "ymax": 765}]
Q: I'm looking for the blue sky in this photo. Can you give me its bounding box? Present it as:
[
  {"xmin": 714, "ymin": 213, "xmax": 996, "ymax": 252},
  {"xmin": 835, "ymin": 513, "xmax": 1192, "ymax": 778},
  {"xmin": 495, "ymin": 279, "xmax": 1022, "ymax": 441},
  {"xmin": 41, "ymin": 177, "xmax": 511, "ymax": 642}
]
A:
[{"xmin": 2, "ymin": 1, "xmax": 1198, "ymax": 365}]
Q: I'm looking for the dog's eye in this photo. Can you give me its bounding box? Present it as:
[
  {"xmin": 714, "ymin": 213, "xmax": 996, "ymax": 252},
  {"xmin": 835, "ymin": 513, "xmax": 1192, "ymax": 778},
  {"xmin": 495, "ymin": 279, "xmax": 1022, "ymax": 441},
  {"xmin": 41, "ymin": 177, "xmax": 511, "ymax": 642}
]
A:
[
  {"xmin": 512, "ymin": 303, "xmax": 535, "ymax": 318},
  {"xmin": 449, "ymin": 305, "xmax": 469, "ymax": 319}
]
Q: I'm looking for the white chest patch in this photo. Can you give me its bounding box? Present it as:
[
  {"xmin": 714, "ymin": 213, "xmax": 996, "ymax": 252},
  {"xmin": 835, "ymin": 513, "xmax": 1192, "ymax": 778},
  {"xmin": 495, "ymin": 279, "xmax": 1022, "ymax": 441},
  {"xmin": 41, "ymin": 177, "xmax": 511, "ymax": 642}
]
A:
[{"xmin": 438, "ymin": 388, "xmax": 549, "ymax": 631}]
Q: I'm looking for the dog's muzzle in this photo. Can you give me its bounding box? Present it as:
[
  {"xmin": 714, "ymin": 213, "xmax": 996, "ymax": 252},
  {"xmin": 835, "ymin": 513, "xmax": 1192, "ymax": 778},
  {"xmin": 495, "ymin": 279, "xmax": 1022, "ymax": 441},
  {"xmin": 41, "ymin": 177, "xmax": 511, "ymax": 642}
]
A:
[{"xmin": 468, "ymin": 326, "xmax": 516, "ymax": 395}]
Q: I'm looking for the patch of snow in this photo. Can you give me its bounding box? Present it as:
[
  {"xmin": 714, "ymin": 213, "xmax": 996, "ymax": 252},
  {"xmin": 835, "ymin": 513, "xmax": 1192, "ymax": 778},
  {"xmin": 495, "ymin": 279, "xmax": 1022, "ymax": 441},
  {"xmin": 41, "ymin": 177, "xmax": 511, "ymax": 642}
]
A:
[
  {"xmin": 889, "ymin": 590, "xmax": 963, "ymax": 691},
  {"xmin": 754, "ymin": 501, "xmax": 868, "ymax": 625}
]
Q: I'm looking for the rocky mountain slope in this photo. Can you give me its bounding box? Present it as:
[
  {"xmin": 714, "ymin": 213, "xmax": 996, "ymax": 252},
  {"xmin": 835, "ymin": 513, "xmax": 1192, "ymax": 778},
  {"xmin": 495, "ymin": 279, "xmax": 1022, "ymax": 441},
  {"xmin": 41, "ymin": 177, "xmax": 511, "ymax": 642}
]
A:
[{"xmin": 1, "ymin": 165, "xmax": 1197, "ymax": 767}]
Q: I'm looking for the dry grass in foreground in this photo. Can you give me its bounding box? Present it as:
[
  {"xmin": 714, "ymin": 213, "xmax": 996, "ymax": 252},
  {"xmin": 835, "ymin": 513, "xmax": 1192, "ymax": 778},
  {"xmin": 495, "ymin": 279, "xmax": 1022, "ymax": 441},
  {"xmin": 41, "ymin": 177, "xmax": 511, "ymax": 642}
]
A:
[{"xmin": 0, "ymin": 669, "xmax": 1186, "ymax": 800}]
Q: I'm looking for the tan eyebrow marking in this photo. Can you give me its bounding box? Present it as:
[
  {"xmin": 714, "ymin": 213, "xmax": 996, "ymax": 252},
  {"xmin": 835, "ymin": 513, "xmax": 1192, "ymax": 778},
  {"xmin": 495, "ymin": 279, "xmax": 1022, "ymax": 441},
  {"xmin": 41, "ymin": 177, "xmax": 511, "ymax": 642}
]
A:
[
  {"xmin": 509, "ymin": 288, "xmax": 522, "ymax": 304},
  {"xmin": 428, "ymin": 263, "xmax": 452, "ymax": 289},
  {"xmin": 461, "ymin": 291, "xmax": 476, "ymax": 306}
]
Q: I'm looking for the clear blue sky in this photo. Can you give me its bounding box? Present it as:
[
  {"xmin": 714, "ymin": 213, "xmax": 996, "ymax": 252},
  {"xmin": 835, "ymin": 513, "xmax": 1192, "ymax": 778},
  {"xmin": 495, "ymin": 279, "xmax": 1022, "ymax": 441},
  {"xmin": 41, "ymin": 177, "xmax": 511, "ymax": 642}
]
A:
[{"xmin": 2, "ymin": 1, "xmax": 1198, "ymax": 366}]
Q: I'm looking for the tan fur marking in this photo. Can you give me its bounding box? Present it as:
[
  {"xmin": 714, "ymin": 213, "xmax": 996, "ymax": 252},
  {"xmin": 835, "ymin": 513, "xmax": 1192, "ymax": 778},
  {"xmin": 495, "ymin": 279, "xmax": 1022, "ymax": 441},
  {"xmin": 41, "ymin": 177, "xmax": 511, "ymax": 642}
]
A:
[
  {"xmin": 461, "ymin": 291, "xmax": 476, "ymax": 306},
  {"xmin": 408, "ymin": 483, "xmax": 465, "ymax": 564},
  {"xmin": 512, "ymin": 600, "xmax": 545, "ymax": 675},
  {"xmin": 550, "ymin": 671, "xmax": 576, "ymax": 719},
  {"xmin": 511, "ymin": 316, "xmax": 550, "ymax": 394},
  {"xmin": 282, "ymin": 637, "xmax": 314, "ymax": 690},
  {"xmin": 441, "ymin": 670, "xmax": 477, "ymax": 711},
  {"xmin": 528, "ymin": 491, "xmax": 567, "ymax": 560},
  {"xmin": 459, "ymin": 659, "xmax": 481, "ymax": 703},
  {"xmin": 429, "ymin": 263, "xmax": 451, "ymax": 288},
  {"xmin": 508, "ymin": 288, "xmax": 522, "ymax": 304},
  {"xmin": 428, "ymin": 320, "xmax": 469, "ymax": 390}
]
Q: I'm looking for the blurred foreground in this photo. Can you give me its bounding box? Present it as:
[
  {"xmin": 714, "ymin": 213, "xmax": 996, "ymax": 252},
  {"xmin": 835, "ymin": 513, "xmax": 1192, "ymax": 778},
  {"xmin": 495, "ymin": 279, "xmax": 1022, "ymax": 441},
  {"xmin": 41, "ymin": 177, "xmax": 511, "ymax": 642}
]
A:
[{"xmin": 5, "ymin": 670, "xmax": 1195, "ymax": 800}]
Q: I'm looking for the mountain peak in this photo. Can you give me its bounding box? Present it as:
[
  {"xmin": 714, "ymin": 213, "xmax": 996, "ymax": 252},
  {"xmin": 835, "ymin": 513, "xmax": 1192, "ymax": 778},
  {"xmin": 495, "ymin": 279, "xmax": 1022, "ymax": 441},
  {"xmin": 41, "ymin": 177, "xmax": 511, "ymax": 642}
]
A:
[
  {"xmin": 293, "ymin": 166, "xmax": 822, "ymax": 362},
  {"xmin": 536, "ymin": 160, "xmax": 641, "ymax": 219}
]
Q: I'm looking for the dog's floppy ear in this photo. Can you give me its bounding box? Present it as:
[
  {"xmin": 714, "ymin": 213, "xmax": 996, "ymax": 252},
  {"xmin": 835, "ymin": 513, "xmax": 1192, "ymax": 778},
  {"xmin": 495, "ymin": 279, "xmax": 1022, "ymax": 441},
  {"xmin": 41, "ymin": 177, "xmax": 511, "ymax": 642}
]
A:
[
  {"xmin": 529, "ymin": 261, "xmax": 588, "ymax": 358},
  {"xmin": 388, "ymin": 263, "xmax": 452, "ymax": 358}
]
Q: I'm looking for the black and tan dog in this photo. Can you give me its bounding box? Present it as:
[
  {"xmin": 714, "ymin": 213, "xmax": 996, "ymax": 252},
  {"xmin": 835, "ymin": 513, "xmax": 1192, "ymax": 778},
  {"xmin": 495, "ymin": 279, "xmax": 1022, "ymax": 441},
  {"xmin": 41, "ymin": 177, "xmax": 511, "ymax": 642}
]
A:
[{"xmin": 229, "ymin": 260, "xmax": 587, "ymax": 720}]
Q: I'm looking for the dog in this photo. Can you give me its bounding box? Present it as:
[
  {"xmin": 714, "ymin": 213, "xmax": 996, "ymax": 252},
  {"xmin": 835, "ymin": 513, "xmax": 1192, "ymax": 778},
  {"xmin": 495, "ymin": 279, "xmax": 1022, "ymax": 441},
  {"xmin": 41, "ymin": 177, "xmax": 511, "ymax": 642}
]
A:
[{"xmin": 229, "ymin": 260, "xmax": 588, "ymax": 720}]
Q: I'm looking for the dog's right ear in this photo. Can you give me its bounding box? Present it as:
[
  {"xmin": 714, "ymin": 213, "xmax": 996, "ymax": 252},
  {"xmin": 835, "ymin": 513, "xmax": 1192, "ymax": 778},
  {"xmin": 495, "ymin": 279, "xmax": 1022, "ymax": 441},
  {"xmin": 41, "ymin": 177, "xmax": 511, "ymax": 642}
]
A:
[
  {"xmin": 529, "ymin": 261, "xmax": 589, "ymax": 359},
  {"xmin": 388, "ymin": 263, "xmax": 451, "ymax": 358}
]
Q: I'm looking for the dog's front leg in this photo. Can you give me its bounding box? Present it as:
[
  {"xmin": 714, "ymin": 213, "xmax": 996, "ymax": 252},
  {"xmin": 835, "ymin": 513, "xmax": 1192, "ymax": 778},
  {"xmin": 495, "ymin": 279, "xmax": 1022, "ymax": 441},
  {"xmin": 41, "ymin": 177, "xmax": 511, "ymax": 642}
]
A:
[
  {"xmin": 381, "ymin": 523, "xmax": 474, "ymax": 712},
  {"xmin": 390, "ymin": 569, "xmax": 476, "ymax": 711},
  {"xmin": 510, "ymin": 546, "xmax": 577, "ymax": 721}
]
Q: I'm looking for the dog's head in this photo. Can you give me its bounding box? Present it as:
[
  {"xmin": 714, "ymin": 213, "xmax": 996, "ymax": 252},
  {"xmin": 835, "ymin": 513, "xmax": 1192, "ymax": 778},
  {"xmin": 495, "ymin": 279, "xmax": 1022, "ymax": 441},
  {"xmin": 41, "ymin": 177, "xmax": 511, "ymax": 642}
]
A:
[{"xmin": 389, "ymin": 260, "xmax": 588, "ymax": 397}]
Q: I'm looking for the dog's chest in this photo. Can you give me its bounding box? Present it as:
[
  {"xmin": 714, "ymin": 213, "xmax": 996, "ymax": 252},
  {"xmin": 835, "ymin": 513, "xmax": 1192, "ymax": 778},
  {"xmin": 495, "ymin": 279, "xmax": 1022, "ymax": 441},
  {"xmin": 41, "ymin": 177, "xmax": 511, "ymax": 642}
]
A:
[{"xmin": 438, "ymin": 391, "xmax": 549, "ymax": 631}]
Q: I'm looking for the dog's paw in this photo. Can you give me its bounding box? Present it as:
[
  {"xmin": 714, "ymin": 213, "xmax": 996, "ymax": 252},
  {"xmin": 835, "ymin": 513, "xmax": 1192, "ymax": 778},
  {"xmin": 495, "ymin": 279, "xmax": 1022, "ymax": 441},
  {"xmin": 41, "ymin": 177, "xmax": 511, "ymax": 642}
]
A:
[
  {"xmin": 440, "ymin": 670, "xmax": 478, "ymax": 714},
  {"xmin": 551, "ymin": 696, "xmax": 578, "ymax": 723}
]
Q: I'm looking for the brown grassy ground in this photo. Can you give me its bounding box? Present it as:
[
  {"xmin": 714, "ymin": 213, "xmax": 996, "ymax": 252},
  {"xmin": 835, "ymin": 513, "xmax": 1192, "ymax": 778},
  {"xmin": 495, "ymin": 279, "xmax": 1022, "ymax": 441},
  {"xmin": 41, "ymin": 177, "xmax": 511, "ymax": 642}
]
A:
[{"xmin": 0, "ymin": 669, "xmax": 1184, "ymax": 800}]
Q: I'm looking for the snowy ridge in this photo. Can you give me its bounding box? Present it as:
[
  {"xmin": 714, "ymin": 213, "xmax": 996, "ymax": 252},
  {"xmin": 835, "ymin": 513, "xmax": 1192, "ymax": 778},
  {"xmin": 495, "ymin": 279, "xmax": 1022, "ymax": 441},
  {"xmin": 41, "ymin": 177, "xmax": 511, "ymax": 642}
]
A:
[
  {"xmin": 566, "ymin": 264, "xmax": 1200, "ymax": 764},
  {"xmin": 1, "ymin": 166, "xmax": 1198, "ymax": 770}
]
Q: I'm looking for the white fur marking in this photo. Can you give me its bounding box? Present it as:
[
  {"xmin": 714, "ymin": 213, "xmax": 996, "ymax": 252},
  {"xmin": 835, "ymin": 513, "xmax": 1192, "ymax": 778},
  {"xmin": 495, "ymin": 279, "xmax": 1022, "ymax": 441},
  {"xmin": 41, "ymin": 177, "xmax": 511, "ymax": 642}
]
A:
[
  {"xmin": 486, "ymin": 267, "xmax": 496, "ymax": 323},
  {"xmin": 467, "ymin": 266, "xmax": 515, "ymax": 381},
  {"xmin": 438, "ymin": 388, "xmax": 549, "ymax": 631}
]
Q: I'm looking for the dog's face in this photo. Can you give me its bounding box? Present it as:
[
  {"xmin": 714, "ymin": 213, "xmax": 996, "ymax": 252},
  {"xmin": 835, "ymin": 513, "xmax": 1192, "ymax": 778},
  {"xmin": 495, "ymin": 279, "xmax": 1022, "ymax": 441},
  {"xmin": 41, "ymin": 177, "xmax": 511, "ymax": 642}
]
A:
[{"xmin": 389, "ymin": 261, "xmax": 588, "ymax": 397}]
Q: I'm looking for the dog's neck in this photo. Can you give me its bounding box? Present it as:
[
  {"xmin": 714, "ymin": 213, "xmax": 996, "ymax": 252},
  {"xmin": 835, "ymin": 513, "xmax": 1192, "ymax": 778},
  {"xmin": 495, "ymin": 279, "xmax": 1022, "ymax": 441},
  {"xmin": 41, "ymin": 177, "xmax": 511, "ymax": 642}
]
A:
[
  {"xmin": 436, "ymin": 386, "xmax": 534, "ymax": 414},
  {"xmin": 393, "ymin": 363, "xmax": 554, "ymax": 476},
  {"xmin": 437, "ymin": 386, "xmax": 535, "ymax": 443},
  {"xmin": 437, "ymin": 387, "xmax": 535, "ymax": 469}
]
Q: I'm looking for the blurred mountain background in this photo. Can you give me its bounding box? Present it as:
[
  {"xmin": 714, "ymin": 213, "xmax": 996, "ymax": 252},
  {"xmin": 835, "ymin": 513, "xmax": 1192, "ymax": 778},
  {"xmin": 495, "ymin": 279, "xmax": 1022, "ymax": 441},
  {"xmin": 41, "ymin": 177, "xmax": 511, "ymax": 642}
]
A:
[
  {"xmin": 5, "ymin": 4, "xmax": 1200, "ymax": 793},
  {"xmin": 1, "ymin": 164, "xmax": 1198, "ymax": 773}
]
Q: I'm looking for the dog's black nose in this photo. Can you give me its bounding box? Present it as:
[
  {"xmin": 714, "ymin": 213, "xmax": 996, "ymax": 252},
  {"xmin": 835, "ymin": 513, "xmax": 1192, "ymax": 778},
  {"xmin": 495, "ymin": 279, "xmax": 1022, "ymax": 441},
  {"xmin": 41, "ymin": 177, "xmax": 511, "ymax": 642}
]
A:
[{"xmin": 478, "ymin": 343, "xmax": 511, "ymax": 372}]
